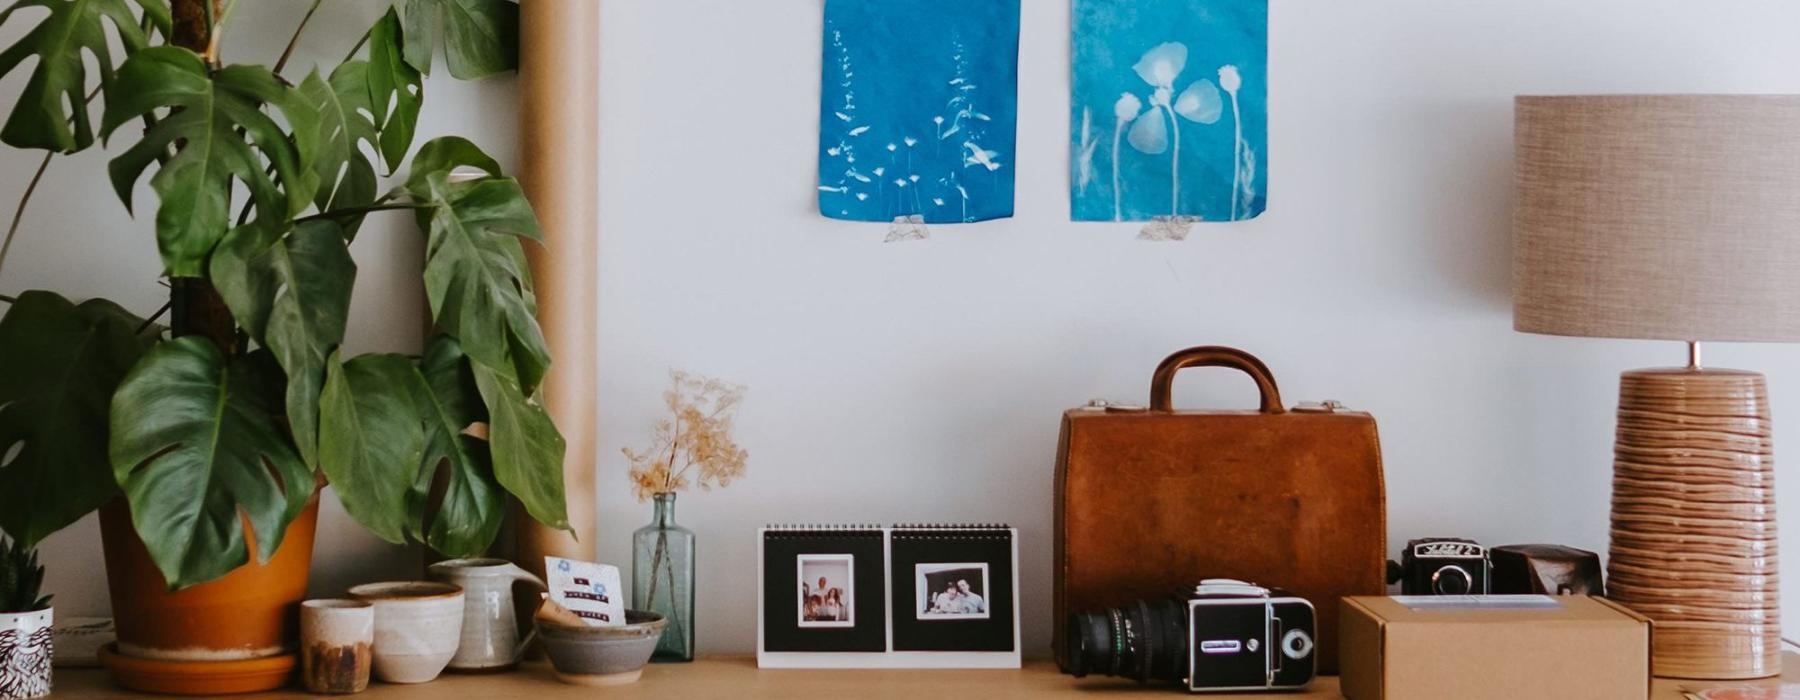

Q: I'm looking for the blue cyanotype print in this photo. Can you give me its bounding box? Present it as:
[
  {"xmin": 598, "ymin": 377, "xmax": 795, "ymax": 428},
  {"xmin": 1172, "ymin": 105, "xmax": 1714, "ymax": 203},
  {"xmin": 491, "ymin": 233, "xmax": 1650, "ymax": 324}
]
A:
[
  {"xmin": 1071, "ymin": 0, "xmax": 1268, "ymax": 224},
  {"xmin": 817, "ymin": 0, "xmax": 1020, "ymax": 225}
]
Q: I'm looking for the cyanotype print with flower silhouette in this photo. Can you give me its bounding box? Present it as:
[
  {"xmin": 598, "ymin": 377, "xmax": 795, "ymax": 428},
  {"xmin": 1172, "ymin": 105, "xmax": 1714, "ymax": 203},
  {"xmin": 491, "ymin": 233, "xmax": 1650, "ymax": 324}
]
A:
[
  {"xmin": 817, "ymin": 0, "xmax": 1021, "ymax": 226},
  {"xmin": 1072, "ymin": 0, "xmax": 1267, "ymax": 230}
]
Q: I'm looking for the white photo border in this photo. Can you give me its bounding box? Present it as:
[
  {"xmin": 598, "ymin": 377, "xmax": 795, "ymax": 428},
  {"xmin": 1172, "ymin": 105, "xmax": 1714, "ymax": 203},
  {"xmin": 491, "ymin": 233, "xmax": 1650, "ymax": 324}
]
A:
[
  {"xmin": 796, "ymin": 553, "xmax": 855, "ymax": 628},
  {"xmin": 914, "ymin": 562, "xmax": 992, "ymax": 621}
]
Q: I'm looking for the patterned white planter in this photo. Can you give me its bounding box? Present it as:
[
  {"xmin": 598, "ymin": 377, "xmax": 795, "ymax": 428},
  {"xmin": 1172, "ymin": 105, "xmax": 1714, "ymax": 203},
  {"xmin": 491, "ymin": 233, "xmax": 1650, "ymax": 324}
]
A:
[{"xmin": 0, "ymin": 608, "xmax": 51, "ymax": 700}]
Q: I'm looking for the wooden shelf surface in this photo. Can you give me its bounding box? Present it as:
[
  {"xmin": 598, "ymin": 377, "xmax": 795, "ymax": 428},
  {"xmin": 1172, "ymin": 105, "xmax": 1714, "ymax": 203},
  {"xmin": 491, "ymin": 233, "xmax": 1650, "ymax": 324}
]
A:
[{"xmin": 51, "ymin": 655, "xmax": 1798, "ymax": 698}]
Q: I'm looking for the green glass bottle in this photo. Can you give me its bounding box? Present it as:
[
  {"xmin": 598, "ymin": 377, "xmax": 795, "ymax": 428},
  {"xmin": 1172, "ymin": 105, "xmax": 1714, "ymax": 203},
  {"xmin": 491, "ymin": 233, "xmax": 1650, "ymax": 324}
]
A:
[{"xmin": 632, "ymin": 492, "xmax": 695, "ymax": 661}]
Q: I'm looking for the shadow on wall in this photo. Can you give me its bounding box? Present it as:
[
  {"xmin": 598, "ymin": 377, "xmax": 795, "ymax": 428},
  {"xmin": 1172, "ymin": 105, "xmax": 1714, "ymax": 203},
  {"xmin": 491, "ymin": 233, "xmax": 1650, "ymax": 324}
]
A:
[
  {"xmin": 305, "ymin": 491, "xmax": 423, "ymax": 599},
  {"xmin": 1411, "ymin": 97, "xmax": 1516, "ymax": 311}
]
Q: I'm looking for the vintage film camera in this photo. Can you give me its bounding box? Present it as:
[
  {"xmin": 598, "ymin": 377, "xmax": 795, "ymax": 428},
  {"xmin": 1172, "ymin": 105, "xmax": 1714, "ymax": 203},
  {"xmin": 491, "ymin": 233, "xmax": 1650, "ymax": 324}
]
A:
[
  {"xmin": 1388, "ymin": 538, "xmax": 1491, "ymax": 595},
  {"xmin": 1061, "ymin": 579, "xmax": 1315, "ymax": 693}
]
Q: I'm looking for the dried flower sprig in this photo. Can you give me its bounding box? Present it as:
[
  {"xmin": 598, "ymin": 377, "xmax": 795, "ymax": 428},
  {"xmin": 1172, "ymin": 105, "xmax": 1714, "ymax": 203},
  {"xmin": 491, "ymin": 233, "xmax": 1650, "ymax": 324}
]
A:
[{"xmin": 624, "ymin": 371, "xmax": 748, "ymax": 502}]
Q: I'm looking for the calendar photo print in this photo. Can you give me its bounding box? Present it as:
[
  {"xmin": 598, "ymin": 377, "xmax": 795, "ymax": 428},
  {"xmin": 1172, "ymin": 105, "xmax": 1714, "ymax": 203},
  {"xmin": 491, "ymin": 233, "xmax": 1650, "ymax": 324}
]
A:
[
  {"xmin": 889, "ymin": 527, "xmax": 1016, "ymax": 652},
  {"xmin": 760, "ymin": 528, "xmax": 885, "ymax": 652},
  {"xmin": 916, "ymin": 563, "xmax": 990, "ymax": 620}
]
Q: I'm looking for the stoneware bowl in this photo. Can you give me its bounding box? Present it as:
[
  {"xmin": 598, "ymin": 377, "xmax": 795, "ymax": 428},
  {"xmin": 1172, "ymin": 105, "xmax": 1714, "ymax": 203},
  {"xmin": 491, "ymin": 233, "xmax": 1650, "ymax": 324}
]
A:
[
  {"xmin": 346, "ymin": 582, "xmax": 464, "ymax": 684},
  {"xmin": 536, "ymin": 610, "xmax": 667, "ymax": 686}
]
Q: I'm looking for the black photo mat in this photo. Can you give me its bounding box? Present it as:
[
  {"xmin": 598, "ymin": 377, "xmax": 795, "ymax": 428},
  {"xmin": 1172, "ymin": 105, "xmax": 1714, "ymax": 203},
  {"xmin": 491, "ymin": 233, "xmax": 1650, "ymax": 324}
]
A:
[
  {"xmin": 762, "ymin": 531, "xmax": 886, "ymax": 652},
  {"xmin": 889, "ymin": 530, "xmax": 1016, "ymax": 652}
]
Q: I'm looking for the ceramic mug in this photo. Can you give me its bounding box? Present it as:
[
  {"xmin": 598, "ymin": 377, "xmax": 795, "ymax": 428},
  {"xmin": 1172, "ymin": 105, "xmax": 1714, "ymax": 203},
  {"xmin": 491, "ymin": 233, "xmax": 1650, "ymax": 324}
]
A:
[
  {"xmin": 427, "ymin": 558, "xmax": 548, "ymax": 671},
  {"xmin": 346, "ymin": 582, "xmax": 463, "ymax": 684},
  {"xmin": 300, "ymin": 600, "xmax": 373, "ymax": 694},
  {"xmin": 0, "ymin": 607, "xmax": 52, "ymax": 700}
]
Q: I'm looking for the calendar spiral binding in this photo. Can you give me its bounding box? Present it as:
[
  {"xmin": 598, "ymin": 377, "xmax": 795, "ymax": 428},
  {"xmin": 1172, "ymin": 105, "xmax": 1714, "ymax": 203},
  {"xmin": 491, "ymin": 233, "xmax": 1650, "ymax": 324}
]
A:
[
  {"xmin": 891, "ymin": 523, "xmax": 1013, "ymax": 540},
  {"xmin": 762, "ymin": 524, "xmax": 1012, "ymax": 539},
  {"xmin": 763, "ymin": 524, "xmax": 884, "ymax": 538}
]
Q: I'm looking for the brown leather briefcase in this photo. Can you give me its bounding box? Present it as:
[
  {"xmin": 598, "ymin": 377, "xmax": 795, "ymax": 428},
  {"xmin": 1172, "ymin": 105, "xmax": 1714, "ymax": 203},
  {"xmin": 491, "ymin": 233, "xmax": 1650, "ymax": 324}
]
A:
[{"xmin": 1053, "ymin": 346, "xmax": 1386, "ymax": 674}]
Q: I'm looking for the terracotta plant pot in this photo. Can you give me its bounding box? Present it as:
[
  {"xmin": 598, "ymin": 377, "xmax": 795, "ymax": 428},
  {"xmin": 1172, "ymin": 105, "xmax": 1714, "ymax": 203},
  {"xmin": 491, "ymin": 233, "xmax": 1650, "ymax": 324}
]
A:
[{"xmin": 98, "ymin": 492, "xmax": 320, "ymax": 693}]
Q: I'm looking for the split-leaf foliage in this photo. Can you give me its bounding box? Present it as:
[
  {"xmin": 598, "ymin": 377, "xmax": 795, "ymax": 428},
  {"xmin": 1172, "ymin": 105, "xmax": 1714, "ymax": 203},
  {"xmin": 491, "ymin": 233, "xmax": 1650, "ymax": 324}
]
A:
[
  {"xmin": 0, "ymin": 535, "xmax": 50, "ymax": 612},
  {"xmin": 0, "ymin": 0, "xmax": 566, "ymax": 589}
]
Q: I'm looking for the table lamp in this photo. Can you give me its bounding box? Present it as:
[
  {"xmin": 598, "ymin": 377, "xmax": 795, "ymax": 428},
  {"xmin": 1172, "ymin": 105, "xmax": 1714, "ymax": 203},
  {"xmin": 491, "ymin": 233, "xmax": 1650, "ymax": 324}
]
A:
[{"xmin": 1513, "ymin": 94, "xmax": 1800, "ymax": 680}]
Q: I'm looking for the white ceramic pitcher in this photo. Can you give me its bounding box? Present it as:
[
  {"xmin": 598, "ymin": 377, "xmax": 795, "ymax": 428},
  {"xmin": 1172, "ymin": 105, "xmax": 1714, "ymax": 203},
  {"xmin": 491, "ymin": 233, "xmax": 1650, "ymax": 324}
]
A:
[{"xmin": 427, "ymin": 558, "xmax": 548, "ymax": 671}]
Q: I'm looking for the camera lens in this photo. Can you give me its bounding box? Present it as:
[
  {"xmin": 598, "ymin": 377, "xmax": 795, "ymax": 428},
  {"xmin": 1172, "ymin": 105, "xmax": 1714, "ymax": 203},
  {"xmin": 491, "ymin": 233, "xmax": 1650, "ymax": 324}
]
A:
[
  {"xmin": 1432, "ymin": 565, "xmax": 1473, "ymax": 595},
  {"xmin": 1281, "ymin": 628, "xmax": 1313, "ymax": 660},
  {"xmin": 1062, "ymin": 599, "xmax": 1188, "ymax": 684}
]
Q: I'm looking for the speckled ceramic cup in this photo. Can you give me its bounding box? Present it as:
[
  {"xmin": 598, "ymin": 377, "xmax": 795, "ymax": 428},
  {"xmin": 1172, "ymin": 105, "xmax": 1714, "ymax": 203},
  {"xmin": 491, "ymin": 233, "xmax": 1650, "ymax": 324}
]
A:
[
  {"xmin": 346, "ymin": 582, "xmax": 463, "ymax": 684},
  {"xmin": 299, "ymin": 600, "xmax": 372, "ymax": 694}
]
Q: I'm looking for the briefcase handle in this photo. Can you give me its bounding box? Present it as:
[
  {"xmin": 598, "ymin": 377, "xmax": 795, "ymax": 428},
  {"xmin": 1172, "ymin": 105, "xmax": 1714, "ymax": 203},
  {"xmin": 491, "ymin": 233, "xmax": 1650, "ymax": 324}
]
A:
[{"xmin": 1149, "ymin": 346, "xmax": 1286, "ymax": 414}]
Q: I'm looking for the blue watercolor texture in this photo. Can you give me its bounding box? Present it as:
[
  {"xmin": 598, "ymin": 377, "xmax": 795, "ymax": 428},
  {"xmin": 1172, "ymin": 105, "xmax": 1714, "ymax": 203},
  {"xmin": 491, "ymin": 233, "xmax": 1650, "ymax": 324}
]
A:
[
  {"xmin": 817, "ymin": 0, "xmax": 1020, "ymax": 224},
  {"xmin": 1070, "ymin": 0, "xmax": 1268, "ymax": 223}
]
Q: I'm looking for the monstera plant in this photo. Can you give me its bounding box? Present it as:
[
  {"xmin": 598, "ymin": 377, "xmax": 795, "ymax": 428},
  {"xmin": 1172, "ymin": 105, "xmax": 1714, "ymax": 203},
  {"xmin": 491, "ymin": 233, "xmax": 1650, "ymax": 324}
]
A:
[{"xmin": 0, "ymin": 0, "xmax": 568, "ymax": 590}]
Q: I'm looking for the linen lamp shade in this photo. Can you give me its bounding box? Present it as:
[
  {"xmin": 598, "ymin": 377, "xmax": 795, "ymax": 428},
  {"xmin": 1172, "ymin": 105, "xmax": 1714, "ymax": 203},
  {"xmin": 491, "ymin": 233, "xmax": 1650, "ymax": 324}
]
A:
[
  {"xmin": 1514, "ymin": 95, "xmax": 1800, "ymax": 342},
  {"xmin": 1512, "ymin": 94, "xmax": 1800, "ymax": 680}
]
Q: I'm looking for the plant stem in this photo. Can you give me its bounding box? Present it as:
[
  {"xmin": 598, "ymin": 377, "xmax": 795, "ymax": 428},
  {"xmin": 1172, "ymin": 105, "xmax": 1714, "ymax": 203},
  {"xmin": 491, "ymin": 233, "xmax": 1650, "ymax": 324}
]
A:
[
  {"xmin": 1229, "ymin": 89, "xmax": 1244, "ymax": 221},
  {"xmin": 0, "ymin": 80, "xmax": 107, "ymax": 288},
  {"xmin": 644, "ymin": 529, "xmax": 667, "ymax": 609},
  {"xmin": 341, "ymin": 27, "xmax": 373, "ymax": 65},
  {"xmin": 204, "ymin": 0, "xmax": 239, "ymax": 65},
  {"xmin": 0, "ymin": 152, "xmax": 52, "ymax": 285},
  {"xmin": 136, "ymin": 301, "xmax": 173, "ymax": 335},
  {"xmin": 273, "ymin": 0, "xmax": 325, "ymax": 77},
  {"xmin": 0, "ymin": 294, "xmax": 16, "ymax": 305},
  {"xmin": 1162, "ymin": 104, "xmax": 1180, "ymax": 218},
  {"xmin": 642, "ymin": 527, "xmax": 686, "ymax": 654},
  {"xmin": 663, "ymin": 534, "xmax": 685, "ymax": 648},
  {"xmin": 243, "ymin": 0, "xmax": 332, "ymax": 226},
  {"xmin": 1111, "ymin": 121, "xmax": 1125, "ymax": 222}
]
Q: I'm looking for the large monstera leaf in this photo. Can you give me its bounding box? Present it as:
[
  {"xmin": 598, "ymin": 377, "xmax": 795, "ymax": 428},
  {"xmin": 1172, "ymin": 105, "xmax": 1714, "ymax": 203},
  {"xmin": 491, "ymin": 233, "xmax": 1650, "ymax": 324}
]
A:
[
  {"xmin": 210, "ymin": 220, "xmax": 355, "ymax": 471},
  {"xmin": 401, "ymin": 0, "xmax": 518, "ymax": 80},
  {"xmin": 101, "ymin": 47, "xmax": 319, "ymax": 278},
  {"xmin": 109, "ymin": 339, "xmax": 314, "ymax": 589},
  {"xmin": 413, "ymin": 336, "xmax": 504, "ymax": 556},
  {"xmin": 319, "ymin": 352, "xmax": 425, "ymax": 544},
  {"xmin": 0, "ymin": 291, "xmax": 156, "ymax": 547},
  {"xmin": 368, "ymin": 8, "xmax": 421, "ymax": 173},
  {"xmin": 471, "ymin": 362, "xmax": 566, "ymax": 532},
  {"xmin": 316, "ymin": 339, "xmax": 530, "ymax": 556},
  {"xmin": 299, "ymin": 65, "xmax": 378, "ymax": 233},
  {"xmin": 0, "ymin": 0, "xmax": 168, "ymax": 152},
  {"xmin": 408, "ymin": 137, "xmax": 550, "ymax": 395}
]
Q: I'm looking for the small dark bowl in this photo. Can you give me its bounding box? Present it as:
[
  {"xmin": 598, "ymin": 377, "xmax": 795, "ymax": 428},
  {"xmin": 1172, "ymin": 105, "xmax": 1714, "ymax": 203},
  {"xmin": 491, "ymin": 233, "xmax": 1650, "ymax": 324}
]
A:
[{"xmin": 536, "ymin": 610, "xmax": 668, "ymax": 686}]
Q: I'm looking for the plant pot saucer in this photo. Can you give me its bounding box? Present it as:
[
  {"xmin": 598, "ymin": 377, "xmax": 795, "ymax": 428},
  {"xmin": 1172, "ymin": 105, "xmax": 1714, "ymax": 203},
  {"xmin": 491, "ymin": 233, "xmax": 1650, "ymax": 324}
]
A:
[{"xmin": 97, "ymin": 642, "xmax": 296, "ymax": 695}]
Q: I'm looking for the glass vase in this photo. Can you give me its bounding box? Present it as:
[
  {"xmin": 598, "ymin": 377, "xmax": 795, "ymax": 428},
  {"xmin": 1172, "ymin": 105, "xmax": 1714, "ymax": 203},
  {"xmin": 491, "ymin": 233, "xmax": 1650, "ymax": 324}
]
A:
[{"xmin": 632, "ymin": 492, "xmax": 695, "ymax": 661}]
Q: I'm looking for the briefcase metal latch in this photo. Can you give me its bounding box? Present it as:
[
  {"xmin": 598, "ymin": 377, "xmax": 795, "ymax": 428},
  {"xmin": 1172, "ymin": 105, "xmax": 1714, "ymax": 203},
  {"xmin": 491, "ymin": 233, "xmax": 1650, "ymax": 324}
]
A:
[{"xmin": 1082, "ymin": 399, "xmax": 1147, "ymax": 413}]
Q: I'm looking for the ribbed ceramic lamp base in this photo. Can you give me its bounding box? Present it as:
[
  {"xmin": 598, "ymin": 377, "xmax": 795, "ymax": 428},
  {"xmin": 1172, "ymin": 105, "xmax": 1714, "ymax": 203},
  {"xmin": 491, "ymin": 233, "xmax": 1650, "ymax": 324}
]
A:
[{"xmin": 1607, "ymin": 368, "xmax": 1780, "ymax": 680}]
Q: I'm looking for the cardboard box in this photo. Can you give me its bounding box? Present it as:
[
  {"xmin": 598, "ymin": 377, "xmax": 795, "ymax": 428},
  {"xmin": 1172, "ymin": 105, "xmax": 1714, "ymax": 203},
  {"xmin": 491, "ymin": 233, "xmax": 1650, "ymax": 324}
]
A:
[{"xmin": 1339, "ymin": 595, "xmax": 1650, "ymax": 700}]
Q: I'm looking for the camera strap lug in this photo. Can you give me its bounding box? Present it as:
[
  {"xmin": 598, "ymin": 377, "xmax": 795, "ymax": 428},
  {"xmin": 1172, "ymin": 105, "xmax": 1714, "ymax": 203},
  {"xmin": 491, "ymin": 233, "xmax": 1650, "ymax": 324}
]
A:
[{"xmin": 1268, "ymin": 606, "xmax": 1282, "ymax": 683}]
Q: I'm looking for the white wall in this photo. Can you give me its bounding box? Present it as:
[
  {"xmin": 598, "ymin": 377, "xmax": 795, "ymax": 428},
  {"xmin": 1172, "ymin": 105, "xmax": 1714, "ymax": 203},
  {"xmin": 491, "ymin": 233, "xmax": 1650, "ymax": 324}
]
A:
[
  {"xmin": 8, "ymin": 0, "xmax": 1800, "ymax": 660},
  {"xmin": 593, "ymin": 0, "xmax": 1800, "ymax": 657}
]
